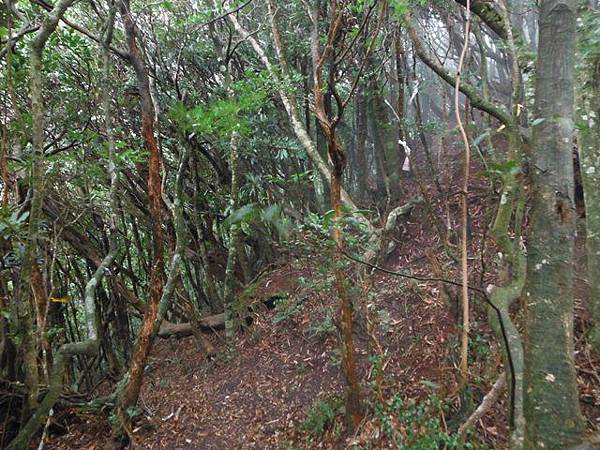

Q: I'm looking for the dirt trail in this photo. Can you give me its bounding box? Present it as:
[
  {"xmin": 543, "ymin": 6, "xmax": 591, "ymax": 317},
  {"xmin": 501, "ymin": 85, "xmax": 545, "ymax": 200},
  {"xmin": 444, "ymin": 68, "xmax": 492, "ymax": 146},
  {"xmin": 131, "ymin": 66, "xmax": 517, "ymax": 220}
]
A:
[{"xmin": 44, "ymin": 178, "xmax": 600, "ymax": 449}]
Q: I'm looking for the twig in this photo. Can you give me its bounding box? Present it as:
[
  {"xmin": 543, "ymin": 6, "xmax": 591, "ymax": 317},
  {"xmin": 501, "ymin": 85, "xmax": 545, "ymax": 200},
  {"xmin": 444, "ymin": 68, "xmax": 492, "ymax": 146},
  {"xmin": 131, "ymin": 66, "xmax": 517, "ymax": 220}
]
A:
[
  {"xmin": 36, "ymin": 407, "xmax": 53, "ymax": 450},
  {"xmin": 193, "ymin": 0, "xmax": 254, "ymax": 31},
  {"xmin": 458, "ymin": 372, "xmax": 506, "ymax": 435},
  {"xmin": 340, "ymin": 249, "xmax": 488, "ymax": 298},
  {"xmin": 455, "ymin": 0, "xmax": 472, "ymax": 390}
]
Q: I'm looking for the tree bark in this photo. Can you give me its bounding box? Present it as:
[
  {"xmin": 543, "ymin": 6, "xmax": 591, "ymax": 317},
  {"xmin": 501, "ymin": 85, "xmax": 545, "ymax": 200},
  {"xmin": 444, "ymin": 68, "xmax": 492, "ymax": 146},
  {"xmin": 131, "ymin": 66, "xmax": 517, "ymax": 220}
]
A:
[
  {"xmin": 310, "ymin": 0, "xmax": 363, "ymax": 427},
  {"xmin": 523, "ymin": 0, "xmax": 585, "ymax": 447},
  {"xmin": 226, "ymin": 0, "xmax": 360, "ymax": 213},
  {"xmin": 15, "ymin": 0, "xmax": 78, "ymax": 423},
  {"xmin": 113, "ymin": 0, "xmax": 164, "ymax": 439},
  {"xmin": 576, "ymin": 2, "xmax": 600, "ymax": 353},
  {"xmin": 7, "ymin": 7, "xmax": 116, "ymax": 446},
  {"xmin": 353, "ymin": 83, "xmax": 369, "ymax": 202}
]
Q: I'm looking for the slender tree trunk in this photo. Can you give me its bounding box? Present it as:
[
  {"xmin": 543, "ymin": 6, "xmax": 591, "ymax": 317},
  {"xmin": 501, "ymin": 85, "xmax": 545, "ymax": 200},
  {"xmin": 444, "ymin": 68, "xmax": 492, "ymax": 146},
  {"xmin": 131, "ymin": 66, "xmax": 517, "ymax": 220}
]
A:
[
  {"xmin": 485, "ymin": 3, "xmax": 527, "ymax": 447},
  {"xmin": 8, "ymin": 7, "xmax": 116, "ymax": 447},
  {"xmin": 227, "ymin": 0, "xmax": 361, "ymax": 213},
  {"xmin": 113, "ymin": 0, "xmax": 164, "ymax": 439},
  {"xmin": 394, "ymin": 25, "xmax": 406, "ymax": 162},
  {"xmin": 310, "ymin": 0, "xmax": 363, "ymax": 427},
  {"xmin": 16, "ymin": 0, "xmax": 78, "ymax": 422},
  {"xmin": 523, "ymin": 0, "xmax": 585, "ymax": 447},
  {"xmin": 454, "ymin": 2, "xmax": 472, "ymax": 395},
  {"xmin": 209, "ymin": 10, "xmax": 244, "ymax": 349},
  {"xmin": 151, "ymin": 145, "xmax": 190, "ymax": 341},
  {"xmin": 354, "ymin": 84, "xmax": 369, "ymax": 202},
  {"xmin": 223, "ymin": 130, "xmax": 242, "ymax": 349},
  {"xmin": 367, "ymin": 85, "xmax": 391, "ymax": 203}
]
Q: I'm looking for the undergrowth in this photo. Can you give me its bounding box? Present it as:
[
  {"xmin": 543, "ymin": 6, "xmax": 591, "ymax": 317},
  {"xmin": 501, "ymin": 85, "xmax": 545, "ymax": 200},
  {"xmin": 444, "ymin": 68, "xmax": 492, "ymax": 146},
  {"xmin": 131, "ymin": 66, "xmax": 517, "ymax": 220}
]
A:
[
  {"xmin": 374, "ymin": 392, "xmax": 472, "ymax": 449},
  {"xmin": 301, "ymin": 395, "xmax": 345, "ymax": 436}
]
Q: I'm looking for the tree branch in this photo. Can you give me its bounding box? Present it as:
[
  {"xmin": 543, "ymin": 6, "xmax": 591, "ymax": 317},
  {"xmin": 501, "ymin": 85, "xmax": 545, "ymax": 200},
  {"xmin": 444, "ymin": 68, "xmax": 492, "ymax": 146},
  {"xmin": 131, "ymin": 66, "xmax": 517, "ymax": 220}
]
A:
[{"xmin": 407, "ymin": 19, "xmax": 513, "ymax": 127}]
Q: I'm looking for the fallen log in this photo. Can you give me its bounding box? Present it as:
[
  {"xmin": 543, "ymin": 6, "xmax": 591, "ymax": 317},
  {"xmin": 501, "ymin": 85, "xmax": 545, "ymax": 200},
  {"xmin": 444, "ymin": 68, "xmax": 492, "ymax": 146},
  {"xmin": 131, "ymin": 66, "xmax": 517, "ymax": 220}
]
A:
[
  {"xmin": 157, "ymin": 265, "xmax": 294, "ymax": 339},
  {"xmin": 157, "ymin": 294, "xmax": 285, "ymax": 338},
  {"xmin": 158, "ymin": 313, "xmax": 225, "ymax": 338}
]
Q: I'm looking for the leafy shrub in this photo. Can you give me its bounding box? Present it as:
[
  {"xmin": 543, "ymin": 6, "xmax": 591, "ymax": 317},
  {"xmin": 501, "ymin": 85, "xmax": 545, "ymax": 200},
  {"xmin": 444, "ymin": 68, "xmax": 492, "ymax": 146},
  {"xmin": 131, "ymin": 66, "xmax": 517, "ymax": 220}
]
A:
[
  {"xmin": 307, "ymin": 307, "xmax": 336, "ymax": 337},
  {"xmin": 376, "ymin": 393, "xmax": 471, "ymax": 449},
  {"xmin": 301, "ymin": 396, "xmax": 345, "ymax": 436},
  {"xmin": 272, "ymin": 295, "xmax": 304, "ymax": 324}
]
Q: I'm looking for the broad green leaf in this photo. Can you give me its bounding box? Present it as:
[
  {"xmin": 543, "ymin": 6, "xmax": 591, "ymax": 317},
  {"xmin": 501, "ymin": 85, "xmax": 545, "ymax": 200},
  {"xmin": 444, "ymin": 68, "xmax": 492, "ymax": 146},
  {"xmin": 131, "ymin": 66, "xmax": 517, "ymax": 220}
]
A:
[{"xmin": 531, "ymin": 117, "xmax": 546, "ymax": 126}]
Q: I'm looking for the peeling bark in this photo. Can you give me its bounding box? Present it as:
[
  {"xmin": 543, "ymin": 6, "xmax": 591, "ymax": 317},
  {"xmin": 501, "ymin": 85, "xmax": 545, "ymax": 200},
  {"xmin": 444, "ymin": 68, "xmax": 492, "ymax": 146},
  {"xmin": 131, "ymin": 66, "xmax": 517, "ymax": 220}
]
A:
[{"xmin": 113, "ymin": 0, "xmax": 165, "ymax": 439}]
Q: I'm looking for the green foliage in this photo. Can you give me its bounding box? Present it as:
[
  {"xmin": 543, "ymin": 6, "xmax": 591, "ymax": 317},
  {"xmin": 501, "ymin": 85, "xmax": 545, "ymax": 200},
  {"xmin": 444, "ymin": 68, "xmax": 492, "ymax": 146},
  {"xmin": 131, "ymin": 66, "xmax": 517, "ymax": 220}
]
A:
[
  {"xmin": 108, "ymin": 405, "xmax": 143, "ymax": 433},
  {"xmin": 305, "ymin": 206, "xmax": 371, "ymax": 236},
  {"xmin": 160, "ymin": 0, "xmax": 175, "ymax": 11},
  {"xmin": 223, "ymin": 203, "xmax": 290, "ymax": 239},
  {"xmin": 390, "ymin": 0, "xmax": 410, "ymax": 19},
  {"xmin": 46, "ymin": 325, "xmax": 65, "ymax": 340},
  {"xmin": 469, "ymin": 334, "xmax": 492, "ymax": 363},
  {"xmin": 349, "ymin": 0, "xmax": 367, "ymax": 14},
  {"xmin": 169, "ymin": 70, "xmax": 273, "ymax": 138},
  {"xmin": 577, "ymin": 8, "xmax": 600, "ymax": 61},
  {"xmin": 272, "ymin": 295, "xmax": 303, "ymax": 324},
  {"xmin": 481, "ymin": 159, "xmax": 520, "ymax": 179},
  {"xmin": 471, "ymin": 131, "xmax": 491, "ymax": 148},
  {"xmin": 0, "ymin": 303, "xmax": 21, "ymax": 348},
  {"xmin": 375, "ymin": 392, "xmax": 471, "ymax": 449},
  {"xmin": 306, "ymin": 307, "xmax": 336, "ymax": 337},
  {"xmin": 301, "ymin": 396, "xmax": 345, "ymax": 436},
  {"xmin": 114, "ymin": 140, "xmax": 149, "ymax": 166},
  {"xmin": 225, "ymin": 203, "xmax": 261, "ymax": 227},
  {"xmin": 390, "ymin": 0, "xmax": 428, "ymax": 20},
  {"xmin": 0, "ymin": 208, "xmax": 29, "ymax": 240}
]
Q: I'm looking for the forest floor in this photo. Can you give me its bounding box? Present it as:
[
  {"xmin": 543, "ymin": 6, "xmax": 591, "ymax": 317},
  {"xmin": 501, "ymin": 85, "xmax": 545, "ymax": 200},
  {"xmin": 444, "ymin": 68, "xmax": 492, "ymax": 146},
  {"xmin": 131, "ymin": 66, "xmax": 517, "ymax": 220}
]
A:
[{"xmin": 43, "ymin": 166, "xmax": 600, "ymax": 449}]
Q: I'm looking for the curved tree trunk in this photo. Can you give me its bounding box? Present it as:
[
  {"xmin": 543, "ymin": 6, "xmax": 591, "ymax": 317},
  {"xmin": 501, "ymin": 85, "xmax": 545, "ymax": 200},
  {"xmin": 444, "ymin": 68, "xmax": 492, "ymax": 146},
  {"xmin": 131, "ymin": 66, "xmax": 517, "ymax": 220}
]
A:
[
  {"xmin": 310, "ymin": 0, "xmax": 364, "ymax": 427},
  {"xmin": 8, "ymin": 6, "xmax": 117, "ymax": 447},
  {"xmin": 12, "ymin": 0, "xmax": 77, "ymax": 431},
  {"xmin": 112, "ymin": 0, "xmax": 165, "ymax": 440}
]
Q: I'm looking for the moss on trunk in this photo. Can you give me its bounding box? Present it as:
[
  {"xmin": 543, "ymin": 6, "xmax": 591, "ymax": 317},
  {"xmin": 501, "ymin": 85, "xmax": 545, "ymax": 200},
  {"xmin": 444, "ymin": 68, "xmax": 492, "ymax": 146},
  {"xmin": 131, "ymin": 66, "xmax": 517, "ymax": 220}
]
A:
[{"xmin": 523, "ymin": 0, "xmax": 585, "ymax": 447}]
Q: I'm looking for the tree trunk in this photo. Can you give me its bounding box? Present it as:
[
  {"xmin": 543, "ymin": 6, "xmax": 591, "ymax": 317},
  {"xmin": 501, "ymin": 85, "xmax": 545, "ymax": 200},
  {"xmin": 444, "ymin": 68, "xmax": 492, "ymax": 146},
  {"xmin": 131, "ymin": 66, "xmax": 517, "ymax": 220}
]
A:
[
  {"xmin": 15, "ymin": 0, "xmax": 78, "ymax": 424},
  {"xmin": 227, "ymin": 0, "xmax": 361, "ymax": 213},
  {"xmin": 113, "ymin": 0, "xmax": 164, "ymax": 439},
  {"xmin": 523, "ymin": 0, "xmax": 585, "ymax": 447},
  {"xmin": 7, "ymin": 9, "xmax": 117, "ymax": 445},
  {"xmin": 310, "ymin": 0, "xmax": 363, "ymax": 427},
  {"xmin": 576, "ymin": 2, "xmax": 600, "ymax": 353},
  {"xmin": 353, "ymin": 84, "xmax": 369, "ymax": 202},
  {"xmin": 394, "ymin": 26, "xmax": 407, "ymax": 163},
  {"xmin": 223, "ymin": 129, "xmax": 242, "ymax": 349}
]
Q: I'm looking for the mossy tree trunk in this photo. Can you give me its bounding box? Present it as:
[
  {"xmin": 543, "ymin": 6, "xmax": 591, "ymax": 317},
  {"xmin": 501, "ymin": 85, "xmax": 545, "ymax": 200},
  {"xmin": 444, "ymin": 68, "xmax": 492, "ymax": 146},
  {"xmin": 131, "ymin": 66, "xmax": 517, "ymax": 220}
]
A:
[
  {"xmin": 15, "ymin": 0, "xmax": 77, "ymax": 426},
  {"xmin": 225, "ymin": 0, "xmax": 360, "ymax": 212},
  {"xmin": 523, "ymin": 0, "xmax": 585, "ymax": 447},
  {"xmin": 222, "ymin": 129, "xmax": 242, "ymax": 349},
  {"xmin": 486, "ymin": 4, "xmax": 527, "ymax": 447},
  {"xmin": 8, "ymin": 5, "xmax": 116, "ymax": 446},
  {"xmin": 208, "ymin": 10, "xmax": 244, "ymax": 350}
]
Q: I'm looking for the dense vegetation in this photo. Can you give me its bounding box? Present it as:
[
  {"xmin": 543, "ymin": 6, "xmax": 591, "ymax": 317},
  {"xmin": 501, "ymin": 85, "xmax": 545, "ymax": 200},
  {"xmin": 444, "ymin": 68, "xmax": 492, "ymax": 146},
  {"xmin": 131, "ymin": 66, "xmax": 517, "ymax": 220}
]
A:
[{"xmin": 1, "ymin": 0, "xmax": 599, "ymax": 448}]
